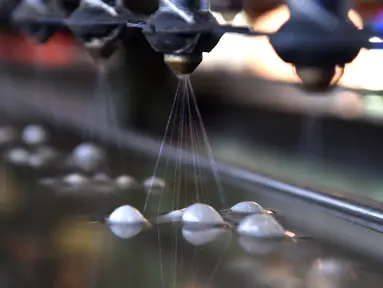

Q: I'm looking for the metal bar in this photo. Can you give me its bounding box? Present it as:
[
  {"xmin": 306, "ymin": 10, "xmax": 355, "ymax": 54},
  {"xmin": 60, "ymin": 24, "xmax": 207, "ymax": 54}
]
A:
[{"xmin": 199, "ymin": 0, "xmax": 210, "ymax": 10}]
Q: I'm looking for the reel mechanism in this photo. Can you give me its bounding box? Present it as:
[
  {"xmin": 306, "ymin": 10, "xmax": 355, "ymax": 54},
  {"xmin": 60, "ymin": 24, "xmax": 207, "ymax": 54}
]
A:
[{"xmin": 6, "ymin": 0, "xmax": 383, "ymax": 91}]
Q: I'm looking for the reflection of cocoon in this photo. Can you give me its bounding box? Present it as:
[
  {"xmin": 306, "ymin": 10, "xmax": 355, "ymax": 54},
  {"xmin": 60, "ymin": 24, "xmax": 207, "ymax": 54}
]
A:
[
  {"xmin": 182, "ymin": 228, "xmax": 224, "ymax": 246},
  {"xmin": 200, "ymin": 6, "xmax": 368, "ymax": 89}
]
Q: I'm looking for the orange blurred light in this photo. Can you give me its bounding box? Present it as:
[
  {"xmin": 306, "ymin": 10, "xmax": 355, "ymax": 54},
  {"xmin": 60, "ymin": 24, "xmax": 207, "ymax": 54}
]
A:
[
  {"xmin": 0, "ymin": 33, "xmax": 79, "ymax": 67},
  {"xmin": 333, "ymin": 91, "xmax": 363, "ymax": 119},
  {"xmin": 249, "ymin": 5, "xmax": 364, "ymax": 85},
  {"xmin": 203, "ymin": 7, "xmax": 378, "ymax": 91}
]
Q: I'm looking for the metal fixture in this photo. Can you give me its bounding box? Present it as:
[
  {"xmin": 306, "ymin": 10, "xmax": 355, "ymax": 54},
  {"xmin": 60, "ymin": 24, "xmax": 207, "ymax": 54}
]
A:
[{"xmin": 7, "ymin": 0, "xmax": 382, "ymax": 90}]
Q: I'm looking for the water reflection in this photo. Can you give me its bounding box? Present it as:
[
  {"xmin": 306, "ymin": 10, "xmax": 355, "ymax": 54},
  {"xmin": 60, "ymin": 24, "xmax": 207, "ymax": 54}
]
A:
[
  {"xmin": 5, "ymin": 145, "xmax": 59, "ymax": 168},
  {"xmin": 306, "ymin": 258, "xmax": 356, "ymax": 288},
  {"xmin": 0, "ymin": 120, "xmax": 381, "ymax": 288},
  {"xmin": 108, "ymin": 223, "xmax": 147, "ymax": 239},
  {"xmin": 39, "ymin": 172, "xmax": 128, "ymax": 195},
  {"xmin": 106, "ymin": 205, "xmax": 151, "ymax": 239},
  {"xmin": 238, "ymin": 236, "xmax": 282, "ymax": 256},
  {"xmin": 182, "ymin": 226, "xmax": 227, "ymax": 246}
]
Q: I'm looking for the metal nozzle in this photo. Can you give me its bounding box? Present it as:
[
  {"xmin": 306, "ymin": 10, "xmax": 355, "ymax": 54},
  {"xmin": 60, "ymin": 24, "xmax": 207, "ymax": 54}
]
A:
[
  {"xmin": 66, "ymin": 1, "xmax": 122, "ymax": 64},
  {"xmin": 84, "ymin": 38, "xmax": 119, "ymax": 65},
  {"xmin": 12, "ymin": 0, "xmax": 67, "ymax": 43},
  {"xmin": 164, "ymin": 54, "xmax": 203, "ymax": 76},
  {"xmin": 295, "ymin": 66, "xmax": 340, "ymax": 92}
]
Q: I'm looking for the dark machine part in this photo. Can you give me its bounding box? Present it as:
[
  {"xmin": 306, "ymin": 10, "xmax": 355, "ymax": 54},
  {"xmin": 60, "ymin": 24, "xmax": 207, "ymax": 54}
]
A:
[
  {"xmin": 3, "ymin": 0, "xmax": 381, "ymax": 96},
  {"xmin": 163, "ymin": 54, "xmax": 203, "ymax": 75},
  {"xmin": 59, "ymin": 0, "xmax": 81, "ymax": 13},
  {"xmin": 10, "ymin": 0, "xmax": 83, "ymax": 43},
  {"xmin": 11, "ymin": 0, "xmax": 68, "ymax": 43},
  {"xmin": 66, "ymin": 1, "xmax": 123, "ymax": 61},
  {"xmin": 143, "ymin": 0, "xmax": 222, "ymax": 76},
  {"xmin": 6, "ymin": 0, "xmax": 376, "ymax": 80},
  {"xmin": 242, "ymin": 0, "xmax": 282, "ymax": 18},
  {"xmin": 11, "ymin": 0, "xmax": 138, "ymax": 61},
  {"xmin": 0, "ymin": 0, "xmax": 23, "ymax": 25},
  {"xmin": 269, "ymin": 0, "xmax": 362, "ymax": 92},
  {"xmin": 210, "ymin": 0, "xmax": 240, "ymax": 12}
]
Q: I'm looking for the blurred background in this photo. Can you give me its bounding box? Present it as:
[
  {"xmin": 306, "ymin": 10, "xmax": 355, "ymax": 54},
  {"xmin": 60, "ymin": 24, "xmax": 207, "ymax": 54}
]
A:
[{"xmin": 2, "ymin": 0, "xmax": 383, "ymax": 201}]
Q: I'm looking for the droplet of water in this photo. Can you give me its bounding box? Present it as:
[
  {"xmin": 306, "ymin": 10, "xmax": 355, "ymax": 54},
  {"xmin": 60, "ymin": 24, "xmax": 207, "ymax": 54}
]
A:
[
  {"xmin": 62, "ymin": 173, "xmax": 90, "ymax": 187},
  {"xmin": 22, "ymin": 125, "xmax": 47, "ymax": 145},
  {"xmin": 237, "ymin": 214, "xmax": 285, "ymax": 238},
  {"xmin": 142, "ymin": 176, "xmax": 166, "ymax": 195},
  {"xmin": 115, "ymin": 175, "xmax": 136, "ymax": 189},
  {"xmin": 0, "ymin": 126, "xmax": 17, "ymax": 145},
  {"xmin": 230, "ymin": 201, "xmax": 264, "ymax": 214},
  {"xmin": 182, "ymin": 228, "xmax": 225, "ymax": 246},
  {"xmin": 5, "ymin": 148, "xmax": 30, "ymax": 165},
  {"xmin": 108, "ymin": 205, "xmax": 148, "ymax": 224},
  {"xmin": 182, "ymin": 203, "xmax": 225, "ymax": 226},
  {"xmin": 72, "ymin": 143, "xmax": 106, "ymax": 172}
]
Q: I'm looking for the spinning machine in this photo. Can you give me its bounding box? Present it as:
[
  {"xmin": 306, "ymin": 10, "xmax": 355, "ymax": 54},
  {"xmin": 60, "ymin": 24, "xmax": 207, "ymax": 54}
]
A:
[{"xmin": 5, "ymin": 0, "xmax": 382, "ymax": 91}]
